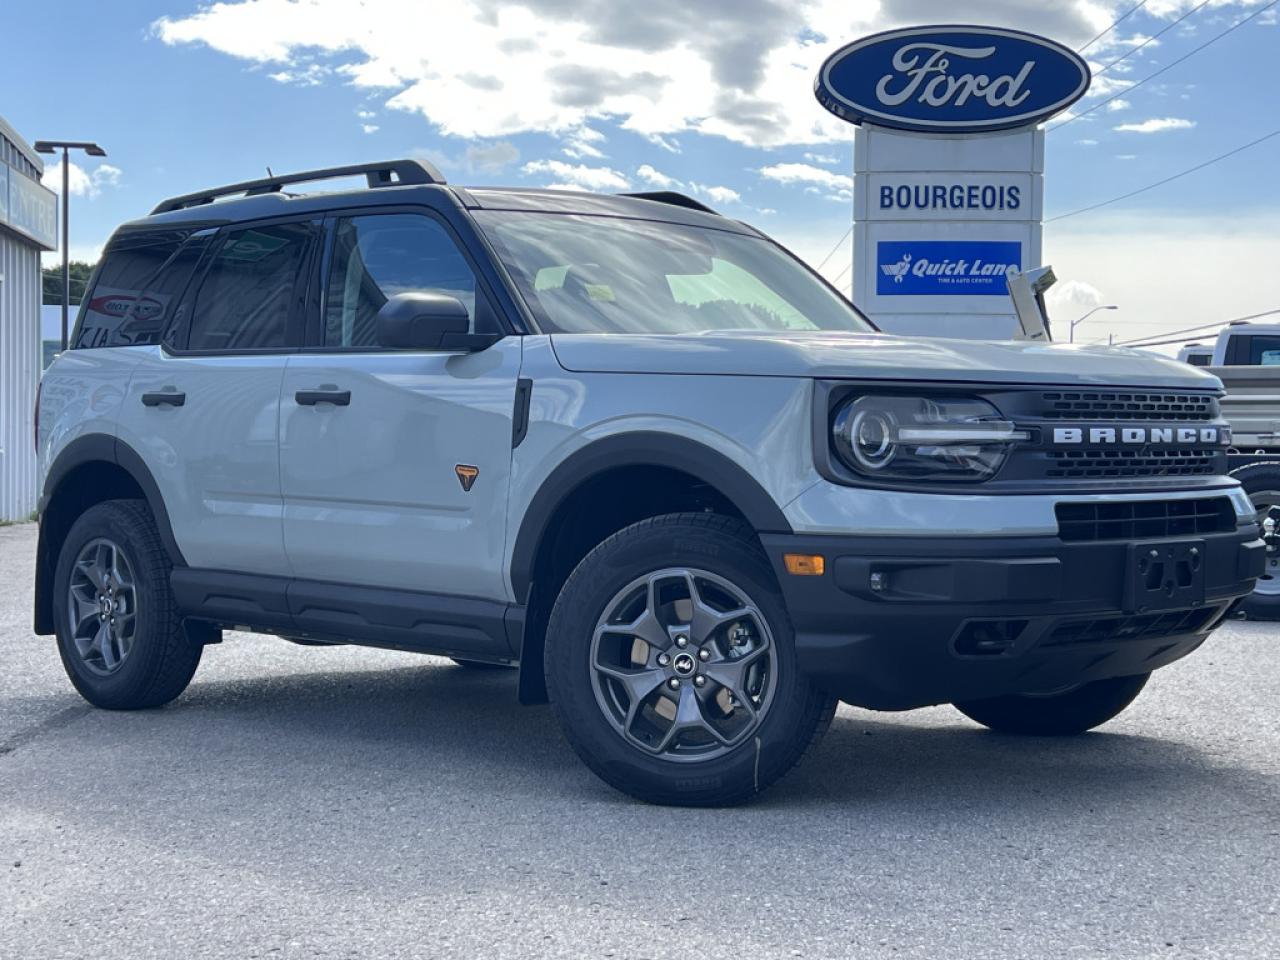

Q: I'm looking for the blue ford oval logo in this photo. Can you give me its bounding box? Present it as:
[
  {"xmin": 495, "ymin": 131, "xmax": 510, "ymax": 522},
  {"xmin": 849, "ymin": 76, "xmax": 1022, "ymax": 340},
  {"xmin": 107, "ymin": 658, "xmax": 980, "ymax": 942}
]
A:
[{"xmin": 816, "ymin": 25, "xmax": 1091, "ymax": 133}]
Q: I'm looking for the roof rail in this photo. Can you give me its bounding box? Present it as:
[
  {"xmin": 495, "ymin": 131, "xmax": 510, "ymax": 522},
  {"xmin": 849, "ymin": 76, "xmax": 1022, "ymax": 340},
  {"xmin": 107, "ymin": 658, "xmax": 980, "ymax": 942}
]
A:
[
  {"xmin": 619, "ymin": 191, "xmax": 720, "ymax": 215},
  {"xmin": 151, "ymin": 159, "xmax": 446, "ymax": 214}
]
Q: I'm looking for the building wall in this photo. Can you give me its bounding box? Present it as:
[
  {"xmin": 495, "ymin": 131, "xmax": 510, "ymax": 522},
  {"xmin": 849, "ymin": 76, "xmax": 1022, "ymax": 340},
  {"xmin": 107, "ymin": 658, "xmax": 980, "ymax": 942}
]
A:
[
  {"xmin": 0, "ymin": 114, "xmax": 52, "ymax": 522},
  {"xmin": 0, "ymin": 232, "xmax": 41, "ymax": 520}
]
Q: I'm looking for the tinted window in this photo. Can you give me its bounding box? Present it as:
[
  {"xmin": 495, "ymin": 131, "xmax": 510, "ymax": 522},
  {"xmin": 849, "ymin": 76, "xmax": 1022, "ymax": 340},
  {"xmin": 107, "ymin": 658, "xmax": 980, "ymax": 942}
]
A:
[
  {"xmin": 74, "ymin": 231, "xmax": 190, "ymax": 348},
  {"xmin": 324, "ymin": 214, "xmax": 479, "ymax": 347},
  {"xmin": 187, "ymin": 222, "xmax": 314, "ymax": 351},
  {"xmin": 1186, "ymin": 354, "xmax": 1210, "ymax": 367}
]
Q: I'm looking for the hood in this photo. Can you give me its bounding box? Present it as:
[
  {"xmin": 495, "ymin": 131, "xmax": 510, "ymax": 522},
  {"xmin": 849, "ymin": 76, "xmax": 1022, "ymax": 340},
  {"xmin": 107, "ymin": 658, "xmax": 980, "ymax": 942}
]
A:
[{"xmin": 550, "ymin": 331, "xmax": 1222, "ymax": 390}]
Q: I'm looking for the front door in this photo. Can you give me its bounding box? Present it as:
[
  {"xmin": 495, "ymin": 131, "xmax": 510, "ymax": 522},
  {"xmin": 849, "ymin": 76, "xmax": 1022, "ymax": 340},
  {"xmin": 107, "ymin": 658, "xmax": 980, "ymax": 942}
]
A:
[{"xmin": 279, "ymin": 210, "xmax": 519, "ymax": 602}]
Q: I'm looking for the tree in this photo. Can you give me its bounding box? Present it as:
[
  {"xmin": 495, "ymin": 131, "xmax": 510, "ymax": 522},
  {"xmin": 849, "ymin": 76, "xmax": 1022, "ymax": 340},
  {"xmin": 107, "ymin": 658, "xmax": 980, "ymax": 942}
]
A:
[{"xmin": 42, "ymin": 261, "xmax": 96, "ymax": 306}]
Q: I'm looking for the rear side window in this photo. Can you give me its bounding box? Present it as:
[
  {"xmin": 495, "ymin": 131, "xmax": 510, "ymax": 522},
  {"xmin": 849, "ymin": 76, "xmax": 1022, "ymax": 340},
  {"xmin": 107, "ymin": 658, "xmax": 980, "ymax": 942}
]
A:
[
  {"xmin": 74, "ymin": 231, "xmax": 190, "ymax": 348},
  {"xmin": 187, "ymin": 222, "xmax": 314, "ymax": 351}
]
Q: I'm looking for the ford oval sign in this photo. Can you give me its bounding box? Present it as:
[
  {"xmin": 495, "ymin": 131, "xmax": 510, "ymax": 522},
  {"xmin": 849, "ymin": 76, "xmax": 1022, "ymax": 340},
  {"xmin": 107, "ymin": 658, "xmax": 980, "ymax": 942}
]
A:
[{"xmin": 815, "ymin": 25, "xmax": 1090, "ymax": 133}]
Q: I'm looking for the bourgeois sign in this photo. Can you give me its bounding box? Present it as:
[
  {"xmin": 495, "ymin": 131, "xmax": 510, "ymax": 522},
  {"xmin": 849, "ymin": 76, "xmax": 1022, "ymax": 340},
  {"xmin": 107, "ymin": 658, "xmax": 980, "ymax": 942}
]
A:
[{"xmin": 815, "ymin": 25, "xmax": 1090, "ymax": 133}]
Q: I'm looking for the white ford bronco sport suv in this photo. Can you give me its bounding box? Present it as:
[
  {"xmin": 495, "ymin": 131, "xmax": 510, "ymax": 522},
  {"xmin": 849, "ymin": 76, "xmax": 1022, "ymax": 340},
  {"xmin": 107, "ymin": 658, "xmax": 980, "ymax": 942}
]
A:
[{"xmin": 34, "ymin": 160, "xmax": 1264, "ymax": 805}]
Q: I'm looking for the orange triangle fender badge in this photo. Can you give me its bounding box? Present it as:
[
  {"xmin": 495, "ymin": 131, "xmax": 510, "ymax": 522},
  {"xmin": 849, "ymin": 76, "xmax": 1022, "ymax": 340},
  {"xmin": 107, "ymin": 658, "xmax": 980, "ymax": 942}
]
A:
[{"xmin": 455, "ymin": 464, "xmax": 480, "ymax": 492}]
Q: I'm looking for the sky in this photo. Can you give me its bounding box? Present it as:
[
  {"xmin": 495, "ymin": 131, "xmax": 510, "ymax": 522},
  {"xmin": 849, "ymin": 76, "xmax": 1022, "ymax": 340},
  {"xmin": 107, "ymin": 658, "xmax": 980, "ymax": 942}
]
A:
[{"xmin": 3, "ymin": 0, "xmax": 1278, "ymax": 352}]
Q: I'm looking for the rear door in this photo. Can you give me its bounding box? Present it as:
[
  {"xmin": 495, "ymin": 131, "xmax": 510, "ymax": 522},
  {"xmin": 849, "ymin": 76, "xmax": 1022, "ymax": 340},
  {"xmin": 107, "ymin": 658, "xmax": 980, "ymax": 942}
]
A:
[
  {"xmin": 116, "ymin": 218, "xmax": 319, "ymax": 574},
  {"xmin": 279, "ymin": 208, "xmax": 520, "ymax": 601}
]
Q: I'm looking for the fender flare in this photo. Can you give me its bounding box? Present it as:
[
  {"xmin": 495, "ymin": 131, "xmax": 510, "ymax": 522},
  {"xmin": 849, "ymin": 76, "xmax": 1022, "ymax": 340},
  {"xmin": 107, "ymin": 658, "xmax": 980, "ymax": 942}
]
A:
[
  {"xmin": 35, "ymin": 435, "xmax": 186, "ymax": 635},
  {"xmin": 508, "ymin": 431, "xmax": 791, "ymax": 600}
]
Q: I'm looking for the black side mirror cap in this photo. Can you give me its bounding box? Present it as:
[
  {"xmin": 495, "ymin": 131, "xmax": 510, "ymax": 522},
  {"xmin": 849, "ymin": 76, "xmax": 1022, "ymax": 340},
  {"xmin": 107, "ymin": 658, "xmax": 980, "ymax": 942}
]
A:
[{"xmin": 374, "ymin": 292, "xmax": 500, "ymax": 351}]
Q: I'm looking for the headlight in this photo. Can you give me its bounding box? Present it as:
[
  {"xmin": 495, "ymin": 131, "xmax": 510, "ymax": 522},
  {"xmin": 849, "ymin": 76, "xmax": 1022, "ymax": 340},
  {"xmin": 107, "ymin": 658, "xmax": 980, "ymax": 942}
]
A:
[{"xmin": 832, "ymin": 395, "xmax": 1028, "ymax": 482}]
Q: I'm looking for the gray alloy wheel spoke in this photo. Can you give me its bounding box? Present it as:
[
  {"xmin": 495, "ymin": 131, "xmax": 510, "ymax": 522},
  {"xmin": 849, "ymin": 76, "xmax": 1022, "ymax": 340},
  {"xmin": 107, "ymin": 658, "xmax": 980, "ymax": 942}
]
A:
[
  {"xmin": 590, "ymin": 566, "xmax": 778, "ymax": 763},
  {"xmin": 703, "ymin": 640, "xmax": 768, "ymax": 693},
  {"xmin": 651, "ymin": 684, "xmax": 717, "ymax": 753}
]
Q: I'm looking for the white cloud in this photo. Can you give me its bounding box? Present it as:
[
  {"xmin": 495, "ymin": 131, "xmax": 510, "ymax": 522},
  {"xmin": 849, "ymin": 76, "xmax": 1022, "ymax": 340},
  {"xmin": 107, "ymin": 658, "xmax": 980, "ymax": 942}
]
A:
[
  {"xmin": 1075, "ymin": 138, "xmax": 1099, "ymax": 146},
  {"xmin": 41, "ymin": 160, "xmax": 123, "ymax": 199},
  {"xmin": 356, "ymin": 109, "xmax": 376, "ymax": 119},
  {"xmin": 804, "ymin": 152, "xmax": 838, "ymax": 165},
  {"xmin": 151, "ymin": 0, "xmax": 1117, "ymax": 149},
  {"xmin": 636, "ymin": 164, "xmax": 682, "ymax": 188},
  {"xmin": 1114, "ymin": 117, "xmax": 1196, "ymax": 134},
  {"xmin": 758, "ymin": 162, "xmax": 853, "ymax": 192},
  {"xmin": 690, "ymin": 182, "xmax": 741, "ymax": 204},
  {"xmin": 361, "ymin": 123, "xmax": 380, "ymax": 134},
  {"xmin": 1116, "ymin": 153, "xmax": 1138, "ymax": 160},
  {"xmin": 562, "ymin": 126, "xmax": 607, "ymax": 159},
  {"xmin": 466, "ymin": 140, "xmax": 520, "ymax": 172},
  {"xmin": 1106, "ymin": 98, "xmax": 1130, "ymax": 112},
  {"xmin": 522, "ymin": 159, "xmax": 629, "ymax": 190}
]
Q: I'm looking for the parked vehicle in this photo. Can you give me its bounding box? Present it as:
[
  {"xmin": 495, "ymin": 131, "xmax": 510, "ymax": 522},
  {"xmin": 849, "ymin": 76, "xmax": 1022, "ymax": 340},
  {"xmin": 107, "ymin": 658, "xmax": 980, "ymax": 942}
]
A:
[
  {"xmin": 1177, "ymin": 343, "xmax": 1213, "ymax": 367},
  {"xmin": 1179, "ymin": 322, "xmax": 1280, "ymax": 619},
  {"xmin": 34, "ymin": 160, "xmax": 1264, "ymax": 805}
]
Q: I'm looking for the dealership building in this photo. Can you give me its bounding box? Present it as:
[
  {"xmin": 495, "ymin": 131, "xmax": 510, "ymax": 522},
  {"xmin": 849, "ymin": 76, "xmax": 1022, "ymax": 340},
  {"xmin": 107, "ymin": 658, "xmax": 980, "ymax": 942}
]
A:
[{"xmin": 0, "ymin": 114, "xmax": 57, "ymax": 521}]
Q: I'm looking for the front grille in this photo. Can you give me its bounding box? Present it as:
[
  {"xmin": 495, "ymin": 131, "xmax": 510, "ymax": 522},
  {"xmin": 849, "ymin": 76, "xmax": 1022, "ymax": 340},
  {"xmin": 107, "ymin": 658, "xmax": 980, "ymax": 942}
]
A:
[
  {"xmin": 1041, "ymin": 605, "xmax": 1222, "ymax": 648},
  {"xmin": 1040, "ymin": 391, "xmax": 1217, "ymax": 421},
  {"xmin": 1056, "ymin": 497, "xmax": 1235, "ymax": 542},
  {"xmin": 1047, "ymin": 448, "xmax": 1219, "ymax": 479}
]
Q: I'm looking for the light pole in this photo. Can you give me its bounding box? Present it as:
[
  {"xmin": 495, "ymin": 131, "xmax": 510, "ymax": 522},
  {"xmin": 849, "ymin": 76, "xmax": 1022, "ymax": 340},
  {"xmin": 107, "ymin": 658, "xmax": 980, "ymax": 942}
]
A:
[
  {"xmin": 32, "ymin": 140, "xmax": 107, "ymax": 351},
  {"xmin": 1070, "ymin": 304, "xmax": 1118, "ymax": 343}
]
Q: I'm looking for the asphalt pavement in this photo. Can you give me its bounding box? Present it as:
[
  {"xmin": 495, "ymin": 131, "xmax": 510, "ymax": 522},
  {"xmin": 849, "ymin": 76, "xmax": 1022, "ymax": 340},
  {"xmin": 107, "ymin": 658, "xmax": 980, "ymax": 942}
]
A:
[{"xmin": 1, "ymin": 520, "xmax": 1277, "ymax": 959}]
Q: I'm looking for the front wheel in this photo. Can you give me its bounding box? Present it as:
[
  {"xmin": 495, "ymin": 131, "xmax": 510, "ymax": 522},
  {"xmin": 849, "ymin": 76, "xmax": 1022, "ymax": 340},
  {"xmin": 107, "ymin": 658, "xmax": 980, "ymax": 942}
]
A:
[
  {"xmin": 545, "ymin": 513, "xmax": 835, "ymax": 806},
  {"xmin": 954, "ymin": 673, "xmax": 1150, "ymax": 736}
]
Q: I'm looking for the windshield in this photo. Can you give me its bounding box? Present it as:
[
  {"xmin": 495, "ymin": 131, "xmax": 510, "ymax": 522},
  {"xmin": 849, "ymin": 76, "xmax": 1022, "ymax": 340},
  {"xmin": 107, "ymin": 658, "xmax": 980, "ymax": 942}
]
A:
[{"xmin": 474, "ymin": 210, "xmax": 872, "ymax": 335}]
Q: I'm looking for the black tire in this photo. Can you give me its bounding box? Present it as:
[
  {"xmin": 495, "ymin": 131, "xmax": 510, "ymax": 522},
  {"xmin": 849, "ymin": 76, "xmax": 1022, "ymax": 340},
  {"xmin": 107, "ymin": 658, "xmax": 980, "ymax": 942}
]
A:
[
  {"xmin": 449, "ymin": 658, "xmax": 513, "ymax": 670},
  {"xmin": 1229, "ymin": 460, "xmax": 1280, "ymax": 621},
  {"xmin": 954, "ymin": 673, "xmax": 1150, "ymax": 736},
  {"xmin": 53, "ymin": 499, "xmax": 202, "ymax": 710},
  {"xmin": 545, "ymin": 513, "xmax": 835, "ymax": 806}
]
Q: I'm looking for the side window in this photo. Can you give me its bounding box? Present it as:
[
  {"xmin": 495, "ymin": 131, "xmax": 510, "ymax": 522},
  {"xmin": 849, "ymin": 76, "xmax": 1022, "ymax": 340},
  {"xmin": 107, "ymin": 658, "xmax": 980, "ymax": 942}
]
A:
[
  {"xmin": 187, "ymin": 222, "xmax": 314, "ymax": 352},
  {"xmin": 323, "ymin": 213, "xmax": 485, "ymax": 348},
  {"xmin": 73, "ymin": 231, "xmax": 188, "ymax": 349}
]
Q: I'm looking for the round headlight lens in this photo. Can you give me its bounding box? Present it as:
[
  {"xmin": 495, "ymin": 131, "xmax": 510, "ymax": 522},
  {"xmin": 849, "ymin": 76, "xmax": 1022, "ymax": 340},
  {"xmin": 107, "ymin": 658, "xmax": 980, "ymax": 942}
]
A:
[{"xmin": 849, "ymin": 408, "xmax": 896, "ymax": 470}]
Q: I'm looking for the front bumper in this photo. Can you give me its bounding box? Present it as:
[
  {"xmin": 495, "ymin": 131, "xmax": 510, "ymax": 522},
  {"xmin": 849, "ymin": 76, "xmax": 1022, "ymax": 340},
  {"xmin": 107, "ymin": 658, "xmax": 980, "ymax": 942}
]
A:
[{"xmin": 762, "ymin": 525, "xmax": 1264, "ymax": 711}]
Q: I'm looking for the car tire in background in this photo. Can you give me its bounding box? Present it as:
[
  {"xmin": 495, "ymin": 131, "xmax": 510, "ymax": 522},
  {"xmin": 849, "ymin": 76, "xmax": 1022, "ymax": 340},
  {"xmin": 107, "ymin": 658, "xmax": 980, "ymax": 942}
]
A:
[
  {"xmin": 954, "ymin": 673, "xmax": 1150, "ymax": 736},
  {"xmin": 1229, "ymin": 460, "xmax": 1280, "ymax": 621},
  {"xmin": 545, "ymin": 512, "xmax": 836, "ymax": 807},
  {"xmin": 53, "ymin": 499, "xmax": 202, "ymax": 710}
]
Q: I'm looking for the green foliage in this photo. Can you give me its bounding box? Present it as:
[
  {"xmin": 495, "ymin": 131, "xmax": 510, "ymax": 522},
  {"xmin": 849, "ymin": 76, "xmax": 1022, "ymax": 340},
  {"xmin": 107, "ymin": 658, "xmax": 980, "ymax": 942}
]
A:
[{"xmin": 42, "ymin": 261, "xmax": 96, "ymax": 306}]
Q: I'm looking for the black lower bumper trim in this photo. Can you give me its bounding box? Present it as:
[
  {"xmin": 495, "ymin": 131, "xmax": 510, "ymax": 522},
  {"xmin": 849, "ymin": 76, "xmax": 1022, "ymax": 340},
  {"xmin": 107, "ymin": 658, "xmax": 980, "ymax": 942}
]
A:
[{"xmin": 762, "ymin": 526, "xmax": 1262, "ymax": 711}]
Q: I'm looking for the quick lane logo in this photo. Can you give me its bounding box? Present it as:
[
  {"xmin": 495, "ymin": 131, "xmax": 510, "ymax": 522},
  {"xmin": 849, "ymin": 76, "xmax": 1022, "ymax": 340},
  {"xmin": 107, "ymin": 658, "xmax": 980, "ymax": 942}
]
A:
[
  {"xmin": 876, "ymin": 240, "xmax": 1020, "ymax": 296},
  {"xmin": 1052, "ymin": 427, "xmax": 1224, "ymax": 446}
]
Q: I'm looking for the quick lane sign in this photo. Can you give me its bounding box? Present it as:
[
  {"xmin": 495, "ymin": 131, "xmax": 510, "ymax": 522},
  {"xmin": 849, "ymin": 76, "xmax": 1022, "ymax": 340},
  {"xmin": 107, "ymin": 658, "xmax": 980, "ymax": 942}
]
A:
[
  {"xmin": 816, "ymin": 26, "xmax": 1090, "ymax": 133},
  {"xmin": 876, "ymin": 240, "xmax": 1021, "ymax": 296}
]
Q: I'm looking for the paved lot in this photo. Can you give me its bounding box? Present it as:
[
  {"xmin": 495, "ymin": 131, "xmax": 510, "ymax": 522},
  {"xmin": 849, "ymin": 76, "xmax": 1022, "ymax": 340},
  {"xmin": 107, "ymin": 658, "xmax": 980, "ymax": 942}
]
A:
[{"xmin": 1, "ymin": 521, "xmax": 1278, "ymax": 960}]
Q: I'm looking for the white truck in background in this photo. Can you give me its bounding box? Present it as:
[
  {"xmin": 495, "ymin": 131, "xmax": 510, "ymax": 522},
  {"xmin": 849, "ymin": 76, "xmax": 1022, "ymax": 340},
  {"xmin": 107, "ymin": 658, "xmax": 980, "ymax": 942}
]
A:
[{"xmin": 1187, "ymin": 322, "xmax": 1280, "ymax": 618}]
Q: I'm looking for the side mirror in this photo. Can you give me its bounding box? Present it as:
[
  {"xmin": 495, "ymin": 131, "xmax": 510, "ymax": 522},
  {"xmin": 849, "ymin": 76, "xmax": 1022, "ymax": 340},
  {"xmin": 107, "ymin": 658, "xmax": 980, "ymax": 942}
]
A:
[{"xmin": 374, "ymin": 292, "xmax": 497, "ymax": 351}]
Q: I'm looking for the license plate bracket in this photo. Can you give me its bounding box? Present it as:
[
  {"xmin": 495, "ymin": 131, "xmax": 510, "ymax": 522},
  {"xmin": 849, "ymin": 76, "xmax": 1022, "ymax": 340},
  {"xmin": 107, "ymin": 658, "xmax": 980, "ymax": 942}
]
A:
[{"xmin": 1123, "ymin": 539, "xmax": 1206, "ymax": 613}]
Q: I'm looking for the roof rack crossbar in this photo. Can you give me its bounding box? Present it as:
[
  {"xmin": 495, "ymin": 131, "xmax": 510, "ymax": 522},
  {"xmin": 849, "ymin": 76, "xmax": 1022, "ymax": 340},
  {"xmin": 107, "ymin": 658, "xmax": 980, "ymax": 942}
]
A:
[
  {"xmin": 619, "ymin": 191, "xmax": 720, "ymax": 215},
  {"xmin": 151, "ymin": 159, "xmax": 446, "ymax": 214}
]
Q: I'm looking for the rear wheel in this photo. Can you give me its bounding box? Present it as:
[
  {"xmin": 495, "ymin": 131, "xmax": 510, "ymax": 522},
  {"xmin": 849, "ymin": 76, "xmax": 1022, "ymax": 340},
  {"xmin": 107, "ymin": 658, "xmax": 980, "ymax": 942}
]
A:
[
  {"xmin": 545, "ymin": 513, "xmax": 835, "ymax": 806},
  {"xmin": 954, "ymin": 673, "xmax": 1150, "ymax": 736},
  {"xmin": 54, "ymin": 500, "xmax": 201, "ymax": 710},
  {"xmin": 1229, "ymin": 461, "xmax": 1280, "ymax": 620}
]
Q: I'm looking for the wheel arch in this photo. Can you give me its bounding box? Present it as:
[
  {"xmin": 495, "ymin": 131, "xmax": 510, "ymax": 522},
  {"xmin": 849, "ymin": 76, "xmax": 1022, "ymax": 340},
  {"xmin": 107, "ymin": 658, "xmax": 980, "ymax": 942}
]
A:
[
  {"xmin": 508, "ymin": 432, "xmax": 792, "ymax": 703},
  {"xmin": 34, "ymin": 435, "xmax": 184, "ymax": 635}
]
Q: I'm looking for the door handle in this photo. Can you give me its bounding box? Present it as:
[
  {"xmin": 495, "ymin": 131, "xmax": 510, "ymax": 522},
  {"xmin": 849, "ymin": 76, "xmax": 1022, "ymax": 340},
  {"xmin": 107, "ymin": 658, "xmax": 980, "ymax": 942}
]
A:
[
  {"xmin": 141, "ymin": 390, "xmax": 186, "ymax": 407},
  {"xmin": 295, "ymin": 389, "xmax": 351, "ymax": 407}
]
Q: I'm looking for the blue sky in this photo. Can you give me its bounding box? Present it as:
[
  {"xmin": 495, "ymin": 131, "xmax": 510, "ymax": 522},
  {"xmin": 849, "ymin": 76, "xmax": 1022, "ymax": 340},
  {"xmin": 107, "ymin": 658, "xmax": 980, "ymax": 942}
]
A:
[{"xmin": 3, "ymin": 0, "xmax": 1277, "ymax": 349}]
